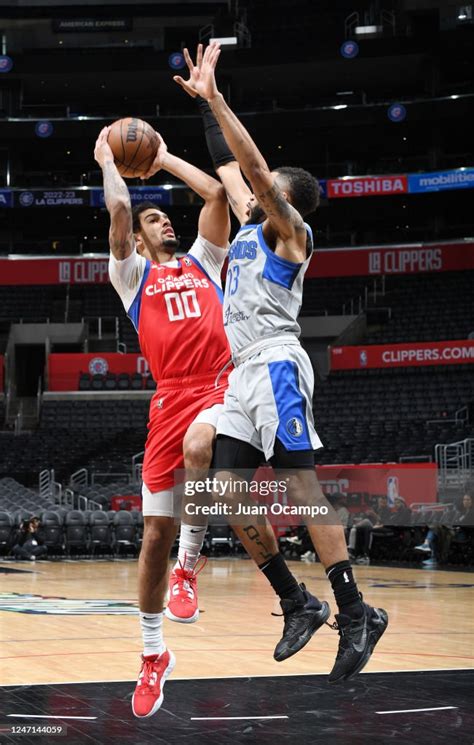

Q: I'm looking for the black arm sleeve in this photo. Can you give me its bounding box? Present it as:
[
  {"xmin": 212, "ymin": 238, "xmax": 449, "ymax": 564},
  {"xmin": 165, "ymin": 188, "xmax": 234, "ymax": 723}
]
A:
[{"xmin": 195, "ymin": 96, "xmax": 236, "ymax": 169}]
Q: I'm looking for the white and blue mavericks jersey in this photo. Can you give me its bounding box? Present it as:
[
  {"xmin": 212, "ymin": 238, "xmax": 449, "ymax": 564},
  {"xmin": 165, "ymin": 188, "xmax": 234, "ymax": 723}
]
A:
[
  {"xmin": 223, "ymin": 222, "xmax": 313, "ymax": 356},
  {"xmin": 216, "ymin": 220, "xmax": 322, "ymax": 458}
]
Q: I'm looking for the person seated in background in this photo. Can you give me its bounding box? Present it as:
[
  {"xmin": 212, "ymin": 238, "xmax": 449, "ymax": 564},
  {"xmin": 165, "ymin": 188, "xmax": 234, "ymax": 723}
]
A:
[
  {"xmin": 415, "ymin": 483, "xmax": 474, "ymax": 567},
  {"xmin": 347, "ymin": 495, "xmax": 393, "ymax": 565},
  {"xmin": 11, "ymin": 517, "xmax": 48, "ymax": 561},
  {"xmin": 389, "ymin": 496, "xmax": 412, "ymax": 527}
]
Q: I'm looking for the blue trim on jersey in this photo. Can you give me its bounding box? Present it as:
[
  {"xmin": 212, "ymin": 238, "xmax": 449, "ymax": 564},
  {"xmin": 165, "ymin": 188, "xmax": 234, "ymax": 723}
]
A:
[
  {"xmin": 268, "ymin": 360, "xmax": 312, "ymax": 451},
  {"xmin": 188, "ymin": 254, "xmax": 224, "ymax": 305},
  {"xmin": 257, "ymin": 224, "xmax": 302, "ymax": 290},
  {"xmin": 304, "ymin": 222, "xmax": 314, "ymax": 254},
  {"xmin": 127, "ymin": 259, "xmax": 152, "ymax": 332}
]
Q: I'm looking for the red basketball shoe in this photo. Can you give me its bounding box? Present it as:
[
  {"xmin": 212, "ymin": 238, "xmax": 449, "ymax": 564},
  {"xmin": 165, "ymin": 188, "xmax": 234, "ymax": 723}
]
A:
[
  {"xmin": 132, "ymin": 648, "xmax": 176, "ymax": 718},
  {"xmin": 165, "ymin": 556, "xmax": 207, "ymax": 624}
]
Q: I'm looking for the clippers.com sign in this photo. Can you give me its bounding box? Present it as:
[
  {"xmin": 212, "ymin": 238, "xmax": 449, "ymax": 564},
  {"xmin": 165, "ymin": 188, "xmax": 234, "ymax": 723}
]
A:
[
  {"xmin": 331, "ymin": 340, "xmax": 474, "ymax": 370},
  {"xmin": 327, "ymin": 175, "xmax": 408, "ymax": 199}
]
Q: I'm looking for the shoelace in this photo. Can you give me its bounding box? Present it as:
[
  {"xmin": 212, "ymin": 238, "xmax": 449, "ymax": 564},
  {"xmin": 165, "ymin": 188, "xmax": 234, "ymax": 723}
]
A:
[
  {"xmin": 173, "ymin": 554, "xmax": 207, "ymax": 602},
  {"xmin": 139, "ymin": 657, "xmax": 162, "ymax": 689}
]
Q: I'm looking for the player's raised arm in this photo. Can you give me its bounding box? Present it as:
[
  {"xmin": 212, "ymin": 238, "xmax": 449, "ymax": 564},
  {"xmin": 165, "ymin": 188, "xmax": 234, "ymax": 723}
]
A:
[
  {"xmin": 94, "ymin": 126, "xmax": 133, "ymax": 260},
  {"xmin": 141, "ymin": 136, "xmax": 230, "ymax": 249},
  {"xmin": 194, "ymin": 43, "xmax": 307, "ymax": 258},
  {"xmin": 174, "ymin": 45, "xmax": 252, "ymax": 226}
]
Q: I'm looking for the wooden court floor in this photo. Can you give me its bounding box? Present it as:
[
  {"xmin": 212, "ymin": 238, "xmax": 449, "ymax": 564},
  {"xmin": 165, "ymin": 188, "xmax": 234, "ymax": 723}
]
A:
[{"xmin": 0, "ymin": 559, "xmax": 473, "ymax": 686}]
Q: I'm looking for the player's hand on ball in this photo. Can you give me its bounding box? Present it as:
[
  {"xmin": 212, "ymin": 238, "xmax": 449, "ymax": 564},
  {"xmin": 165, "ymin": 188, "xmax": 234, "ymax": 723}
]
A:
[
  {"xmin": 94, "ymin": 126, "xmax": 114, "ymax": 168},
  {"xmin": 140, "ymin": 133, "xmax": 168, "ymax": 180}
]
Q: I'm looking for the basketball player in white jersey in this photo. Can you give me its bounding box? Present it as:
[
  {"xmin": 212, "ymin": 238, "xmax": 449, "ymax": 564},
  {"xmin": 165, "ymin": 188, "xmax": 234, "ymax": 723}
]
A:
[{"xmin": 173, "ymin": 42, "xmax": 388, "ymax": 683}]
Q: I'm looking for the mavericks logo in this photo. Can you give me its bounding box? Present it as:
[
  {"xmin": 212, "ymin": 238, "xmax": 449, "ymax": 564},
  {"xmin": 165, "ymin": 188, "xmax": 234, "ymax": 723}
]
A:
[
  {"xmin": 286, "ymin": 417, "xmax": 304, "ymax": 438},
  {"xmin": 0, "ymin": 592, "xmax": 138, "ymax": 615}
]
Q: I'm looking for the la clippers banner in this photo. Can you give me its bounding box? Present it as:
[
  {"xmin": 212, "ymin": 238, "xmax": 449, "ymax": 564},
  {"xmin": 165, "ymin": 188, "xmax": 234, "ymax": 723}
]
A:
[
  {"xmin": 0, "ymin": 257, "xmax": 110, "ymax": 285},
  {"xmin": 1, "ymin": 169, "xmax": 472, "ymax": 208},
  {"xmin": 305, "ymin": 240, "xmax": 474, "ymax": 277},
  {"xmin": 15, "ymin": 190, "xmax": 89, "ymax": 208},
  {"xmin": 331, "ymin": 340, "xmax": 474, "ymax": 370},
  {"xmin": 48, "ymin": 353, "xmax": 151, "ymax": 391},
  {"xmin": 1, "ymin": 241, "xmax": 473, "ymax": 284}
]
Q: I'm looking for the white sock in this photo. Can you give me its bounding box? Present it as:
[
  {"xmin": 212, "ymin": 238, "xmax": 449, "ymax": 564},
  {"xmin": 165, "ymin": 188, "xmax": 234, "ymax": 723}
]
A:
[
  {"xmin": 140, "ymin": 611, "xmax": 165, "ymax": 657},
  {"xmin": 176, "ymin": 523, "xmax": 207, "ymax": 572}
]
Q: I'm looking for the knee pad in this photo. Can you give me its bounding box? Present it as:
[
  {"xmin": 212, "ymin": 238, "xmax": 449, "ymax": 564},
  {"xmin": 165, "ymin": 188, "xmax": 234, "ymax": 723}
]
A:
[{"xmin": 213, "ymin": 435, "xmax": 264, "ymax": 472}]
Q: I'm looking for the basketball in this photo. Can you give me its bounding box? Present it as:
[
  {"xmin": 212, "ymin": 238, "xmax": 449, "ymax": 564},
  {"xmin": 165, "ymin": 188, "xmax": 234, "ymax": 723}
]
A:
[{"xmin": 108, "ymin": 117, "xmax": 159, "ymax": 178}]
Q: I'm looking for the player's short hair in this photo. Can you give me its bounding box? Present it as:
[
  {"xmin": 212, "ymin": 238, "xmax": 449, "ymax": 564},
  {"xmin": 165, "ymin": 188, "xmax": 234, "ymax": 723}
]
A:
[
  {"xmin": 132, "ymin": 201, "xmax": 161, "ymax": 233},
  {"xmin": 275, "ymin": 166, "xmax": 320, "ymax": 217}
]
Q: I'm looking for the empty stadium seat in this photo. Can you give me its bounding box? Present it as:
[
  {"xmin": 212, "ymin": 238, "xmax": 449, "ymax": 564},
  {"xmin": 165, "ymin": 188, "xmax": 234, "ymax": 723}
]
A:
[
  {"xmin": 90, "ymin": 511, "xmax": 113, "ymax": 556},
  {"xmin": 64, "ymin": 511, "xmax": 88, "ymax": 556},
  {"xmin": 113, "ymin": 510, "xmax": 137, "ymax": 555}
]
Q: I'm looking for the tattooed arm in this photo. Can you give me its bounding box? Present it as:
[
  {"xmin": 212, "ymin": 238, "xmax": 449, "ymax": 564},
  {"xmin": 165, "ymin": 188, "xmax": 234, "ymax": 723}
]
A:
[
  {"xmin": 94, "ymin": 127, "xmax": 133, "ymax": 260},
  {"xmin": 192, "ymin": 42, "xmax": 307, "ymax": 262}
]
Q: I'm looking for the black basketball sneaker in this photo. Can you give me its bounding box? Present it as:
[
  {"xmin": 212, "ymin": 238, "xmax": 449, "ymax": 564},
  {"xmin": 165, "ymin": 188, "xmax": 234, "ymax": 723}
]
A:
[
  {"xmin": 274, "ymin": 583, "xmax": 330, "ymax": 662},
  {"xmin": 328, "ymin": 599, "xmax": 388, "ymax": 683}
]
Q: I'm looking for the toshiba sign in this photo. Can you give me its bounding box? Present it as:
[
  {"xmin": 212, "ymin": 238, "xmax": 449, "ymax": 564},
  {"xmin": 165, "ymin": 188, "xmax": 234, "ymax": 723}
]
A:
[{"xmin": 327, "ymin": 175, "xmax": 408, "ymax": 199}]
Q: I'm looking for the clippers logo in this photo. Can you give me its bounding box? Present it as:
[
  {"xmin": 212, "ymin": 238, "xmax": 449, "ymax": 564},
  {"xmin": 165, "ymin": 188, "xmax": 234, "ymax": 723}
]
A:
[
  {"xmin": 35, "ymin": 121, "xmax": 53, "ymax": 138},
  {"xmin": 388, "ymin": 103, "xmax": 407, "ymax": 122},
  {"xmin": 88, "ymin": 357, "xmax": 108, "ymax": 375},
  {"xmin": 19, "ymin": 191, "xmax": 34, "ymax": 207},
  {"xmin": 0, "ymin": 55, "xmax": 13, "ymax": 73},
  {"xmin": 168, "ymin": 52, "xmax": 185, "ymax": 70},
  {"xmin": 340, "ymin": 40, "xmax": 359, "ymax": 59},
  {"xmin": 286, "ymin": 417, "xmax": 304, "ymax": 438}
]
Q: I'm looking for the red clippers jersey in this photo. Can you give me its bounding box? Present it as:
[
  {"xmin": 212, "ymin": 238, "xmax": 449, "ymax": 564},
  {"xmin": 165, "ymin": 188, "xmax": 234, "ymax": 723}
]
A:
[{"xmin": 109, "ymin": 234, "xmax": 230, "ymax": 381}]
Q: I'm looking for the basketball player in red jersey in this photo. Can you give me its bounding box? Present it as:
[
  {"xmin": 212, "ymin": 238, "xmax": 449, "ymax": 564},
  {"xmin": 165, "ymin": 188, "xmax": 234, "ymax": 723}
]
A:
[{"xmin": 95, "ymin": 129, "xmax": 325, "ymax": 718}]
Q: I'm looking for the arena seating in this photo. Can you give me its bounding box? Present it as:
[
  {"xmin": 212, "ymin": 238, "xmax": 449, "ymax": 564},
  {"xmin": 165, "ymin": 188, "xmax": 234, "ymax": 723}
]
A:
[
  {"xmin": 302, "ymin": 271, "xmax": 474, "ymax": 343},
  {"xmin": 314, "ymin": 365, "xmax": 474, "ymax": 464},
  {"xmin": 68, "ymin": 285, "xmax": 140, "ymax": 352},
  {"xmin": 0, "ymin": 286, "xmax": 67, "ymax": 323},
  {"xmin": 1, "ymin": 363, "xmax": 472, "ymax": 487},
  {"xmin": 0, "ymin": 506, "xmax": 143, "ymax": 558},
  {"xmin": 1, "ymin": 270, "xmax": 472, "ymax": 354},
  {"xmin": 365, "ymin": 271, "xmax": 474, "ymax": 343},
  {"xmin": 0, "ymin": 477, "xmax": 57, "ymax": 514}
]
